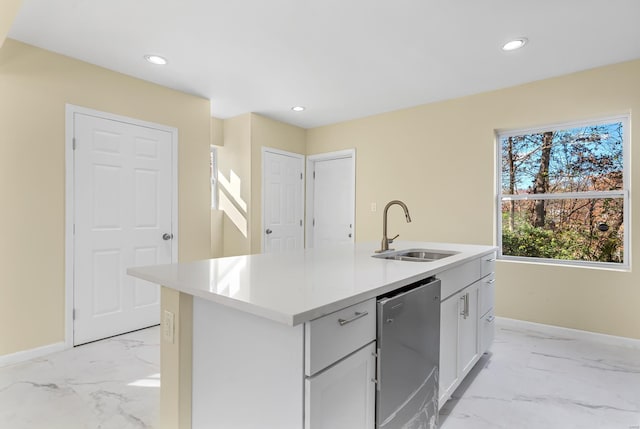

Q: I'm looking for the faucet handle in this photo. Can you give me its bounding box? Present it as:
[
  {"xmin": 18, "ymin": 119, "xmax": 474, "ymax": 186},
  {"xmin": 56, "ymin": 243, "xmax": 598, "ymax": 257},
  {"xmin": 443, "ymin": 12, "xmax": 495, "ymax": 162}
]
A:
[{"xmin": 388, "ymin": 234, "xmax": 399, "ymax": 244}]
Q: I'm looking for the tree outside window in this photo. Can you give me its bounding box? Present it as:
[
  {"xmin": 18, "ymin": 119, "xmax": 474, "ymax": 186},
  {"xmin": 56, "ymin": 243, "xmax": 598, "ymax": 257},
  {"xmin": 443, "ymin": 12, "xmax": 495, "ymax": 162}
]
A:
[{"xmin": 497, "ymin": 116, "xmax": 629, "ymax": 268}]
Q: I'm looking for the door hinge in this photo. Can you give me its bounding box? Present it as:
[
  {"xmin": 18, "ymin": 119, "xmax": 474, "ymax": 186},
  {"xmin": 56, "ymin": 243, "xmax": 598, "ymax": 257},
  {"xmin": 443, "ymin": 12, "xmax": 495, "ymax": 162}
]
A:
[
  {"xmin": 300, "ymin": 219, "xmax": 302, "ymax": 226},
  {"xmin": 72, "ymin": 138, "xmax": 76, "ymax": 150},
  {"xmin": 313, "ymin": 218, "xmax": 315, "ymax": 227},
  {"xmin": 313, "ymin": 171, "xmax": 315, "ymax": 179},
  {"xmin": 73, "ymin": 309, "xmax": 76, "ymax": 320},
  {"xmin": 300, "ymin": 172, "xmax": 303, "ymax": 180}
]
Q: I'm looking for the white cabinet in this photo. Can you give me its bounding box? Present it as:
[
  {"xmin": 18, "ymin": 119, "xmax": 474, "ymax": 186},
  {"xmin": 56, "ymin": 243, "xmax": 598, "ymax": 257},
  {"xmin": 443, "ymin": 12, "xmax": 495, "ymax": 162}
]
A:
[
  {"xmin": 478, "ymin": 270, "xmax": 496, "ymax": 351},
  {"xmin": 438, "ymin": 252, "xmax": 495, "ymax": 408},
  {"xmin": 439, "ymin": 291, "xmax": 461, "ymax": 400},
  {"xmin": 304, "ymin": 299, "xmax": 376, "ymax": 429},
  {"xmin": 458, "ymin": 281, "xmax": 479, "ymax": 375},
  {"xmin": 479, "ymin": 309, "xmax": 496, "ymax": 353},
  {"xmin": 305, "ymin": 342, "xmax": 376, "ymax": 429},
  {"xmin": 305, "ymin": 299, "xmax": 376, "ymax": 376},
  {"xmin": 438, "ymin": 280, "xmax": 479, "ymax": 405},
  {"xmin": 192, "ymin": 297, "xmax": 377, "ymax": 429}
]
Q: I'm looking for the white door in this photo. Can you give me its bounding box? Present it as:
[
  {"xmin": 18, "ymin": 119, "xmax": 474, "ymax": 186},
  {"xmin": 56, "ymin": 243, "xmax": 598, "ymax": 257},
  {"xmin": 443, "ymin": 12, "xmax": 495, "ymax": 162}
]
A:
[
  {"xmin": 307, "ymin": 151, "xmax": 355, "ymax": 248},
  {"xmin": 305, "ymin": 342, "xmax": 376, "ymax": 429},
  {"xmin": 262, "ymin": 149, "xmax": 304, "ymax": 253},
  {"xmin": 73, "ymin": 112, "xmax": 174, "ymax": 345}
]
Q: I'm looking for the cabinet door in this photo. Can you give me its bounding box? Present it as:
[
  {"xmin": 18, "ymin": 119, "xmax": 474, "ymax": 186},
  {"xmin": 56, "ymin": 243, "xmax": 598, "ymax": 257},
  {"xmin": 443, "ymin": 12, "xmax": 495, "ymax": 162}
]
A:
[
  {"xmin": 438, "ymin": 294, "xmax": 459, "ymax": 407},
  {"xmin": 305, "ymin": 342, "xmax": 376, "ymax": 429},
  {"xmin": 479, "ymin": 309, "xmax": 496, "ymax": 354},
  {"xmin": 458, "ymin": 282, "xmax": 479, "ymax": 376}
]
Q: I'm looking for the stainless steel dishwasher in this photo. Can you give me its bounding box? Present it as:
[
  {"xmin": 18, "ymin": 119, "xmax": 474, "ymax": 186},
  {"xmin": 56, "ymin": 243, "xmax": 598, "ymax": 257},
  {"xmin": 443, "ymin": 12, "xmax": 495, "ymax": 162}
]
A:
[{"xmin": 376, "ymin": 277, "xmax": 441, "ymax": 429}]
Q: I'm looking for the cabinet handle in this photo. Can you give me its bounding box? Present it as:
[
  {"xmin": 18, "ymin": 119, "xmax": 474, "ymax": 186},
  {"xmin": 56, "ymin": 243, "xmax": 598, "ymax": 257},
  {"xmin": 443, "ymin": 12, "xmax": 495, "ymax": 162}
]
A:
[
  {"xmin": 460, "ymin": 294, "xmax": 469, "ymax": 319},
  {"xmin": 486, "ymin": 258, "xmax": 496, "ymax": 262},
  {"xmin": 338, "ymin": 311, "xmax": 368, "ymax": 326},
  {"xmin": 465, "ymin": 293, "xmax": 470, "ymax": 318},
  {"xmin": 486, "ymin": 279, "xmax": 496, "ymax": 285},
  {"xmin": 487, "ymin": 315, "xmax": 496, "ymax": 323}
]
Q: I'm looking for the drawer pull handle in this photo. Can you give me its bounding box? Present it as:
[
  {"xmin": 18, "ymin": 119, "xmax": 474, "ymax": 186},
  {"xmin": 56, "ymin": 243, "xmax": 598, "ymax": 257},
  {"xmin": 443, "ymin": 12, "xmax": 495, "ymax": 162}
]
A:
[
  {"xmin": 486, "ymin": 258, "xmax": 496, "ymax": 262},
  {"xmin": 338, "ymin": 311, "xmax": 368, "ymax": 326},
  {"xmin": 486, "ymin": 279, "xmax": 496, "ymax": 285},
  {"xmin": 487, "ymin": 315, "xmax": 496, "ymax": 323}
]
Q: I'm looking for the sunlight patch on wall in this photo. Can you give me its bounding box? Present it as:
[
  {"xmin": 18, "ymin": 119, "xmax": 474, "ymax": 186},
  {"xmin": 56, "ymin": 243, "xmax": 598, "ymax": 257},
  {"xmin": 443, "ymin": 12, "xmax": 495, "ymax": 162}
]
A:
[
  {"xmin": 218, "ymin": 170, "xmax": 247, "ymax": 212},
  {"xmin": 218, "ymin": 169, "xmax": 248, "ymax": 237}
]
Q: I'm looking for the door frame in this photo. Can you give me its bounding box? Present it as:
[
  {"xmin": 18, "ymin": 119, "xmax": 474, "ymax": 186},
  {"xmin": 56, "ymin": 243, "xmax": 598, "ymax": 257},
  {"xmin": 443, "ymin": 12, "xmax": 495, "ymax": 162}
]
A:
[
  {"xmin": 64, "ymin": 104, "xmax": 179, "ymax": 348},
  {"xmin": 261, "ymin": 147, "xmax": 305, "ymax": 253},
  {"xmin": 305, "ymin": 149, "xmax": 356, "ymax": 248}
]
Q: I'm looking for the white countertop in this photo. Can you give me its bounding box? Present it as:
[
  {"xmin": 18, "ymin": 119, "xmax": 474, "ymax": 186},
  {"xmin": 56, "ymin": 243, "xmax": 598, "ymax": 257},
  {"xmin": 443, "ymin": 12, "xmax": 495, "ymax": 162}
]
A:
[{"xmin": 127, "ymin": 241, "xmax": 496, "ymax": 326}]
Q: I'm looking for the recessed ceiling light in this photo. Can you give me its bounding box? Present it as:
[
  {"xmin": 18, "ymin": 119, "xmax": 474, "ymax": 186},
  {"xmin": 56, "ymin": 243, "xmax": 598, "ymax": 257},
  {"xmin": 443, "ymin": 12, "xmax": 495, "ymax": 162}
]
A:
[
  {"xmin": 502, "ymin": 38, "xmax": 528, "ymax": 51},
  {"xmin": 144, "ymin": 54, "xmax": 168, "ymax": 65},
  {"xmin": 291, "ymin": 106, "xmax": 306, "ymax": 112}
]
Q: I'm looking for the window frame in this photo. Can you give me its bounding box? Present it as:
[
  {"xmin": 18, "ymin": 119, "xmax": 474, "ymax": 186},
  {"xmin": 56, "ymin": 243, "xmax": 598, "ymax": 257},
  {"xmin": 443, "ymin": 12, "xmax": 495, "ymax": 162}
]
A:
[{"xmin": 495, "ymin": 115, "xmax": 630, "ymax": 270}]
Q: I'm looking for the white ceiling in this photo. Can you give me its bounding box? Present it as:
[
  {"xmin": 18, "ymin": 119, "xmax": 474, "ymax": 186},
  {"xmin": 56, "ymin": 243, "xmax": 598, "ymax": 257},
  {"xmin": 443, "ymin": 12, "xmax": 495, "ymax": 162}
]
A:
[{"xmin": 8, "ymin": 0, "xmax": 640, "ymax": 129}]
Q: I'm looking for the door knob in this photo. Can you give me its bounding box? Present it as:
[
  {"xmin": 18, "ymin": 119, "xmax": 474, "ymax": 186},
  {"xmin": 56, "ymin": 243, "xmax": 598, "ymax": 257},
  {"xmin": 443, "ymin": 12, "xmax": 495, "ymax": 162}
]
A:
[
  {"xmin": 162, "ymin": 233, "xmax": 173, "ymax": 241},
  {"xmin": 265, "ymin": 229, "xmax": 273, "ymax": 235}
]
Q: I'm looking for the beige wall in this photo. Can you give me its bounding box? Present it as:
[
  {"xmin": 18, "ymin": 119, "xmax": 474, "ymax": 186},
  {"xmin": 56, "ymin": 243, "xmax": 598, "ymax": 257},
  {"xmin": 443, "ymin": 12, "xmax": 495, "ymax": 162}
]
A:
[
  {"xmin": 217, "ymin": 113, "xmax": 305, "ymax": 256},
  {"xmin": 307, "ymin": 59, "xmax": 640, "ymax": 340},
  {"xmin": 210, "ymin": 117, "xmax": 224, "ymax": 258},
  {"xmin": 0, "ymin": 39, "xmax": 211, "ymax": 356},
  {"xmin": 218, "ymin": 114, "xmax": 252, "ymax": 256},
  {"xmin": 159, "ymin": 287, "xmax": 193, "ymax": 429},
  {"xmin": 0, "ymin": 0, "xmax": 21, "ymax": 48}
]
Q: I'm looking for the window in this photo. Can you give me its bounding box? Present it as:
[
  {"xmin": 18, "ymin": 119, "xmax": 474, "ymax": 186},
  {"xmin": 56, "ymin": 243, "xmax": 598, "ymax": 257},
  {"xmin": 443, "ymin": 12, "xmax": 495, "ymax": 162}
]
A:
[
  {"xmin": 210, "ymin": 146, "xmax": 219, "ymax": 209},
  {"xmin": 497, "ymin": 116, "xmax": 629, "ymax": 269}
]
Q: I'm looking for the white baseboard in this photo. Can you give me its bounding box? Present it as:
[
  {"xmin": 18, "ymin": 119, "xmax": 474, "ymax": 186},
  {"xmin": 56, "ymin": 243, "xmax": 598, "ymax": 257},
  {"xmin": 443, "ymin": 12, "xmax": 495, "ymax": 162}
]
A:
[
  {"xmin": 0, "ymin": 342, "xmax": 68, "ymax": 368},
  {"xmin": 496, "ymin": 317, "xmax": 640, "ymax": 351}
]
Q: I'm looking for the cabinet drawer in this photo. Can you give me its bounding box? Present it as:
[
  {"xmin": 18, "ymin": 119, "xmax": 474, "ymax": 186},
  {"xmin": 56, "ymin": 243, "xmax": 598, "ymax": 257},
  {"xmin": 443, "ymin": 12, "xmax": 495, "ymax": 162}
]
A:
[
  {"xmin": 437, "ymin": 259, "xmax": 481, "ymax": 300},
  {"xmin": 479, "ymin": 309, "xmax": 496, "ymax": 354},
  {"xmin": 305, "ymin": 298, "xmax": 376, "ymax": 376},
  {"xmin": 478, "ymin": 273, "xmax": 495, "ymax": 318},
  {"xmin": 481, "ymin": 252, "xmax": 496, "ymax": 278},
  {"xmin": 305, "ymin": 342, "xmax": 376, "ymax": 429}
]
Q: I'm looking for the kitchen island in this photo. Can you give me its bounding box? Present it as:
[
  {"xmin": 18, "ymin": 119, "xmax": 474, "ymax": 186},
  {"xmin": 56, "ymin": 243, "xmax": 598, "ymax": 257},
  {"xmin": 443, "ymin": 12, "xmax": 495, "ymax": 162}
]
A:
[{"xmin": 128, "ymin": 241, "xmax": 497, "ymax": 429}]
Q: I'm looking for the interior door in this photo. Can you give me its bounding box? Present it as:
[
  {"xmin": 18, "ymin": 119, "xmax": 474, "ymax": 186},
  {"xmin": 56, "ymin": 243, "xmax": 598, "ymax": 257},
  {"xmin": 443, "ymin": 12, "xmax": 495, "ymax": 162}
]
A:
[
  {"xmin": 73, "ymin": 112, "xmax": 173, "ymax": 345},
  {"xmin": 263, "ymin": 149, "xmax": 304, "ymax": 253},
  {"xmin": 311, "ymin": 156, "xmax": 354, "ymax": 248}
]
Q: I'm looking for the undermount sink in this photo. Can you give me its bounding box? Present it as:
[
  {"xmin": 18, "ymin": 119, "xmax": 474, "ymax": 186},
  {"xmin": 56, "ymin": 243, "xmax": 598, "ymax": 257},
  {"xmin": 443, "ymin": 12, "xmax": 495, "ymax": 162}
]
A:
[{"xmin": 372, "ymin": 248, "xmax": 459, "ymax": 262}]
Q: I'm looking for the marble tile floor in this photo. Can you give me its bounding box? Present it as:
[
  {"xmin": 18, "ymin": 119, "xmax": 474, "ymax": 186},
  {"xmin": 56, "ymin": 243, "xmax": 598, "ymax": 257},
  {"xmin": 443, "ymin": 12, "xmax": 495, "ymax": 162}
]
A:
[
  {"xmin": 0, "ymin": 326, "xmax": 160, "ymax": 429},
  {"xmin": 1, "ymin": 321, "xmax": 640, "ymax": 429},
  {"xmin": 440, "ymin": 323, "xmax": 640, "ymax": 429}
]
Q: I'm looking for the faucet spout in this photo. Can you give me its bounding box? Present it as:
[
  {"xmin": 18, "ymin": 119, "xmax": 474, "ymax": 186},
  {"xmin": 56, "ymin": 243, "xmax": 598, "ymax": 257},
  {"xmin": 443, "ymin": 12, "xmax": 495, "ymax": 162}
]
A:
[{"xmin": 376, "ymin": 200, "xmax": 412, "ymax": 253}]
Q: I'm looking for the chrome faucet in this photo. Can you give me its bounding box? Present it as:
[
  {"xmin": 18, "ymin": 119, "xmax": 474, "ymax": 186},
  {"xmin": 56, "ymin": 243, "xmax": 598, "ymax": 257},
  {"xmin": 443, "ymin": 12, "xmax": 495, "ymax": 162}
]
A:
[{"xmin": 376, "ymin": 200, "xmax": 412, "ymax": 253}]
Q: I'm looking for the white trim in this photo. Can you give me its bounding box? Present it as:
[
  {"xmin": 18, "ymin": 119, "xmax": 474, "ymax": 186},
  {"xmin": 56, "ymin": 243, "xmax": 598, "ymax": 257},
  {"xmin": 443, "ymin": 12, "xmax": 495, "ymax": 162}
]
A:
[
  {"xmin": 65, "ymin": 106, "xmax": 75, "ymax": 350},
  {"xmin": 0, "ymin": 342, "xmax": 66, "ymax": 368},
  {"xmin": 496, "ymin": 317, "xmax": 640, "ymax": 351},
  {"xmin": 500, "ymin": 190, "xmax": 626, "ymax": 201},
  {"xmin": 65, "ymin": 104, "xmax": 179, "ymax": 348},
  {"xmin": 261, "ymin": 147, "xmax": 305, "ymax": 253},
  {"xmin": 305, "ymin": 150, "xmax": 356, "ymax": 249}
]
